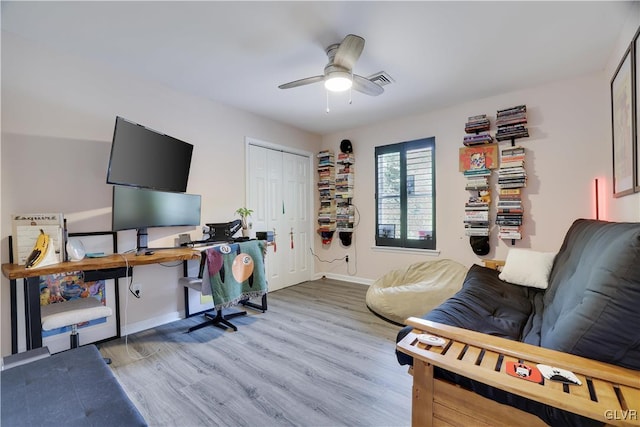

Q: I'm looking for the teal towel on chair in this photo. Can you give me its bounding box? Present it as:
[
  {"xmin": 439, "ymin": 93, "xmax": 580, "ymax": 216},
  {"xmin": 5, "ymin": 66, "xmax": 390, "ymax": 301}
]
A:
[{"xmin": 206, "ymin": 240, "xmax": 267, "ymax": 309}]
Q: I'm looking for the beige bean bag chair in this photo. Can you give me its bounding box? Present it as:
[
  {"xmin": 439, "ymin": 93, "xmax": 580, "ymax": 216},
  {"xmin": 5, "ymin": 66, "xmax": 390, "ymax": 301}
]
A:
[{"xmin": 366, "ymin": 259, "xmax": 468, "ymax": 325}]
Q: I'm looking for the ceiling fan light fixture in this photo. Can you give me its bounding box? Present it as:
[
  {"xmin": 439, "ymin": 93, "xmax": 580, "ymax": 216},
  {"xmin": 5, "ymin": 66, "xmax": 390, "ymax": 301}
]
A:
[{"xmin": 324, "ymin": 71, "xmax": 352, "ymax": 92}]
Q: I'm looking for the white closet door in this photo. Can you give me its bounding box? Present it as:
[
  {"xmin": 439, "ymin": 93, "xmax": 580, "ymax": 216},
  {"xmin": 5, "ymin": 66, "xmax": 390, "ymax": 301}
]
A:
[
  {"xmin": 282, "ymin": 152, "xmax": 310, "ymax": 286},
  {"xmin": 248, "ymin": 143, "xmax": 311, "ymax": 292}
]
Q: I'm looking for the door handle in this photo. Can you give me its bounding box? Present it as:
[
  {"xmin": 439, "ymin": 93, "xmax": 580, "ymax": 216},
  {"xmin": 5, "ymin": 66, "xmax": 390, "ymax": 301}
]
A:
[
  {"xmin": 290, "ymin": 227, "xmax": 294, "ymax": 249},
  {"xmin": 272, "ymin": 228, "xmax": 277, "ymax": 252}
]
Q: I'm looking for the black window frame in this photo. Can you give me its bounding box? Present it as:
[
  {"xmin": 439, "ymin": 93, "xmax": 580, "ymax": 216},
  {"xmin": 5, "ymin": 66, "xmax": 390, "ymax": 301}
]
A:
[{"xmin": 375, "ymin": 137, "xmax": 436, "ymax": 250}]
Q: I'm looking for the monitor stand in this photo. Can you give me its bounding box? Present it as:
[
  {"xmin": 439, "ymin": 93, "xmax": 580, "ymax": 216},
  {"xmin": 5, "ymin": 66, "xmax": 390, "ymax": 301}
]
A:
[{"xmin": 136, "ymin": 227, "xmax": 148, "ymax": 255}]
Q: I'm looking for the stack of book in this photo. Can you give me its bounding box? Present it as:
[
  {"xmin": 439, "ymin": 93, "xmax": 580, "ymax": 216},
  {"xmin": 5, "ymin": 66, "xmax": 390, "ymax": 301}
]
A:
[
  {"xmin": 335, "ymin": 173, "xmax": 353, "ymax": 199},
  {"xmin": 317, "ymin": 151, "xmax": 336, "ymax": 233},
  {"xmin": 335, "ymin": 153, "xmax": 355, "ymax": 232},
  {"xmin": 317, "ymin": 150, "xmax": 335, "ymax": 167},
  {"xmin": 463, "ymin": 133, "xmax": 493, "ymax": 146},
  {"xmin": 498, "ymin": 146, "xmax": 526, "ymax": 188},
  {"xmin": 464, "ymin": 168, "xmax": 491, "ymax": 190},
  {"xmin": 496, "ymin": 105, "xmax": 529, "ymax": 141},
  {"xmin": 496, "ymin": 146, "xmax": 526, "ymax": 240},
  {"xmin": 336, "ymin": 152, "xmax": 354, "ymax": 166},
  {"xmin": 463, "ymin": 114, "xmax": 493, "ymax": 146},
  {"xmin": 464, "ymin": 194, "xmax": 490, "ymax": 236},
  {"xmin": 318, "ymin": 202, "xmax": 336, "ymax": 231},
  {"xmin": 465, "ymin": 114, "xmax": 490, "ymax": 133},
  {"xmin": 463, "ymin": 168, "xmax": 491, "ymax": 237},
  {"xmin": 336, "ymin": 205, "xmax": 354, "ymax": 231}
]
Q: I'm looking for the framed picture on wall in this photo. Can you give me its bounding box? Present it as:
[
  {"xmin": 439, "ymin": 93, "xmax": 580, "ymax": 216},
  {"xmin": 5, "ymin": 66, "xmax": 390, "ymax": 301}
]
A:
[
  {"xmin": 41, "ymin": 231, "xmax": 119, "ymax": 353},
  {"xmin": 611, "ymin": 44, "xmax": 635, "ymax": 197}
]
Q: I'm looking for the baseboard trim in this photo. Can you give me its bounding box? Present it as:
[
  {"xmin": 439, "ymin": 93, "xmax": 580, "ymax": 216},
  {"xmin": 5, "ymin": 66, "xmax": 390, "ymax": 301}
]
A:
[
  {"xmin": 121, "ymin": 311, "xmax": 184, "ymax": 336},
  {"xmin": 313, "ymin": 272, "xmax": 374, "ymax": 286}
]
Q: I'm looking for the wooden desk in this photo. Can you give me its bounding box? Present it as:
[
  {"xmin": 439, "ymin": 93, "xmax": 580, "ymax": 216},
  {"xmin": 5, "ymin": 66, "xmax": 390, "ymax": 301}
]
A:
[{"xmin": 2, "ymin": 248, "xmax": 200, "ymax": 352}]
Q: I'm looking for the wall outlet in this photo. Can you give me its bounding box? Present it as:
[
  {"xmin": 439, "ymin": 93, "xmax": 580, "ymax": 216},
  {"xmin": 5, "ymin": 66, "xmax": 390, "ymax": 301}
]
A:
[{"xmin": 132, "ymin": 283, "xmax": 142, "ymax": 297}]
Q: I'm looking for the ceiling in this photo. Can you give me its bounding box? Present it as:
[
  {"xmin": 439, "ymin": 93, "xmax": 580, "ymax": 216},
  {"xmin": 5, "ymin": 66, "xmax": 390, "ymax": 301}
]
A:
[{"xmin": 1, "ymin": 1, "xmax": 636, "ymax": 135}]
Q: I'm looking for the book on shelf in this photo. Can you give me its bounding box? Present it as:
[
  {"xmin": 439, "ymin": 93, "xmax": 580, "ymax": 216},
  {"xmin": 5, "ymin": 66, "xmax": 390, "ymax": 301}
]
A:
[
  {"xmin": 465, "ymin": 175, "xmax": 489, "ymax": 184},
  {"xmin": 498, "ymin": 178, "xmax": 526, "ymax": 185},
  {"xmin": 496, "ymin": 218, "xmax": 523, "ymax": 226},
  {"xmin": 464, "ymin": 211, "xmax": 489, "ymax": 222},
  {"xmin": 463, "ymin": 168, "xmax": 492, "ymax": 177},
  {"xmin": 498, "ymin": 181, "xmax": 526, "ymax": 187},
  {"xmin": 465, "ymin": 229, "xmax": 490, "ymax": 237},
  {"xmin": 498, "ymin": 170, "xmax": 526, "ymax": 176},
  {"xmin": 501, "ymin": 145, "xmax": 525, "ymax": 155},
  {"xmin": 317, "ymin": 150, "xmax": 334, "ymax": 159},
  {"xmin": 499, "ymin": 188, "xmax": 522, "ymax": 196},
  {"xmin": 12, "ymin": 213, "xmax": 66, "ymax": 265},
  {"xmin": 497, "ymin": 198, "xmax": 521, "ymax": 205},
  {"xmin": 496, "ymin": 131, "xmax": 529, "ymax": 141},
  {"xmin": 496, "ymin": 126, "xmax": 528, "ymax": 137},
  {"xmin": 499, "ymin": 182, "xmax": 527, "ymax": 189},
  {"xmin": 500, "ymin": 153, "xmax": 525, "ymax": 161},
  {"xmin": 498, "ymin": 225, "xmax": 522, "ymax": 237},
  {"xmin": 467, "ymin": 195, "xmax": 489, "ymax": 203},
  {"xmin": 500, "ymin": 161, "xmax": 525, "ymax": 170},
  {"xmin": 335, "ymin": 192, "xmax": 354, "ymax": 199},
  {"xmin": 498, "ymin": 232, "xmax": 522, "ymax": 239},
  {"xmin": 497, "ymin": 104, "xmax": 526, "ymax": 114},
  {"xmin": 466, "ymin": 184, "xmax": 490, "ymax": 191},
  {"xmin": 463, "ymin": 133, "xmax": 493, "ymax": 146},
  {"xmin": 337, "ymin": 153, "xmax": 355, "ymax": 164}
]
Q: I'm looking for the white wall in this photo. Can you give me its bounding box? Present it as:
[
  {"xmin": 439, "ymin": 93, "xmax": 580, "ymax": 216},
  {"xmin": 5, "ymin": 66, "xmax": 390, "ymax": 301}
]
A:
[
  {"xmin": 0, "ymin": 32, "xmax": 321, "ymax": 356},
  {"xmin": 315, "ymin": 5, "xmax": 640, "ymax": 282}
]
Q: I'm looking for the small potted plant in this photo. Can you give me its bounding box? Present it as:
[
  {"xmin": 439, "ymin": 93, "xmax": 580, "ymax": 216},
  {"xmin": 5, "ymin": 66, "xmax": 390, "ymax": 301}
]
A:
[{"xmin": 236, "ymin": 207, "xmax": 254, "ymax": 237}]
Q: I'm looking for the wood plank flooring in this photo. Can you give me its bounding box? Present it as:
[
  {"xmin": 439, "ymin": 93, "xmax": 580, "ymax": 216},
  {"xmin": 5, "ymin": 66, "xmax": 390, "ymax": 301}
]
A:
[{"xmin": 99, "ymin": 278, "xmax": 412, "ymax": 427}]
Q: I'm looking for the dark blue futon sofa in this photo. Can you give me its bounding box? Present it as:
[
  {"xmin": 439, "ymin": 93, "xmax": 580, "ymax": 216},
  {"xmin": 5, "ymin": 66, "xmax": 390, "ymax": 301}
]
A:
[
  {"xmin": 2, "ymin": 345, "xmax": 147, "ymax": 426},
  {"xmin": 396, "ymin": 219, "xmax": 640, "ymax": 427}
]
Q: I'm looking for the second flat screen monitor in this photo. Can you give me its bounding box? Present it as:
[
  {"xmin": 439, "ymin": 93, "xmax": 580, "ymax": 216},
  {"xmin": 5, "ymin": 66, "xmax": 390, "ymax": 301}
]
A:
[{"xmin": 112, "ymin": 186, "xmax": 201, "ymax": 232}]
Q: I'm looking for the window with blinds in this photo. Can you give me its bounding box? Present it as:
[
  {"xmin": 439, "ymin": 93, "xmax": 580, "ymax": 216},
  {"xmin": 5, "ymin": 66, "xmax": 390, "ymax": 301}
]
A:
[{"xmin": 375, "ymin": 137, "xmax": 435, "ymax": 249}]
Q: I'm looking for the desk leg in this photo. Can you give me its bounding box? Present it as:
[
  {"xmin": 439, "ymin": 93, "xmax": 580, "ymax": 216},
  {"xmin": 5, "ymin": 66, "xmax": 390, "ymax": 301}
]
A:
[
  {"xmin": 10, "ymin": 279, "xmax": 18, "ymax": 354},
  {"xmin": 23, "ymin": 276, "xmax": 42, "ymax": 350}
]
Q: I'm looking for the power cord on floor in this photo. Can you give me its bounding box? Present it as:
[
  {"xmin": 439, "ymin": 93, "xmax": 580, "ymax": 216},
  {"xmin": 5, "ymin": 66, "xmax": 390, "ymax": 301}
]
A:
[
  {"xmin": 311, "ymin": 203, "xmax": 360, "ymax": 275},
  {"xmin": 116, "ymin": 253, "xmax": 160, "ymax": 361},
  {"xmin": 309, "ymin": 247, "xmax": 348, "ymax": 263}
]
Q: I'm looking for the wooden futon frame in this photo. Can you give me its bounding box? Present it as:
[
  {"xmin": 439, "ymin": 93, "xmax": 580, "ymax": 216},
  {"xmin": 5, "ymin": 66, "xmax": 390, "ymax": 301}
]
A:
[{"xmin": 396, "ymin": 260, "xmax": 640, "ymax": 427}]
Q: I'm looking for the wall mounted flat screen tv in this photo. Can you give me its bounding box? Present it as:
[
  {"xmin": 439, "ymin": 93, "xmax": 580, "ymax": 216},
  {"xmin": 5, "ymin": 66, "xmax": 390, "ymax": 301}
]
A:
[
  {"xmin": 107, "ymin": 116, "xmax": 193, "ymax": 193},
  {"xmin": 112, "ymin": 185, "xmax": 201, "ymax": 249}
]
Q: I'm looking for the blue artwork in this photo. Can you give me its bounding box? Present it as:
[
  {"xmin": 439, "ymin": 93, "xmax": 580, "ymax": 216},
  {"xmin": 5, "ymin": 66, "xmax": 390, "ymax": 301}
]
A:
[{"xmin": 39, "ymin": 272, "xmax": 107, "ymax": 338}]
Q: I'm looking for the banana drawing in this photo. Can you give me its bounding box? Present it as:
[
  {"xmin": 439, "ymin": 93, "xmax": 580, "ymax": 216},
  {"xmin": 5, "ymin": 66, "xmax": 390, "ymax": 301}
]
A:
[{"xmin": 25, "ymin": 230, "xmax": 50, "ymax": 268}]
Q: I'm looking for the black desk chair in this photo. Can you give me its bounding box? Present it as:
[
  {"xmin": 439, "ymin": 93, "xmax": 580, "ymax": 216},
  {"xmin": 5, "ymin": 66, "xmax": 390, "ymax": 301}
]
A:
[{"xmin": 179, "ymin": 250, "xmax": 247, "ymax": 332}]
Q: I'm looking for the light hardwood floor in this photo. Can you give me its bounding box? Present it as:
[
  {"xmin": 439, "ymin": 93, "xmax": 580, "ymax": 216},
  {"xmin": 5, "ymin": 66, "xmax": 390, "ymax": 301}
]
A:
[{"xmin": 100, "ymin": 278, "xmax": 412, "ymax": 427}]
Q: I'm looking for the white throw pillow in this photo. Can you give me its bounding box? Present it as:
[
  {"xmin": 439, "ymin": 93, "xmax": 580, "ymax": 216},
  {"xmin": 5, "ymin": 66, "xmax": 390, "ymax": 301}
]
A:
[{"xmin": 498, "ymin": 249, "xmax": 556, "ymax": 289}]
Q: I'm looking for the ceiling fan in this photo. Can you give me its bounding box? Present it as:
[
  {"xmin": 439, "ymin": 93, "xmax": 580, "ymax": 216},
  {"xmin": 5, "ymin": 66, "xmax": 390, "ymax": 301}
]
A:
[{"xmin": 278, "ymin": 34, "xmax": 384, "ymax": 96}]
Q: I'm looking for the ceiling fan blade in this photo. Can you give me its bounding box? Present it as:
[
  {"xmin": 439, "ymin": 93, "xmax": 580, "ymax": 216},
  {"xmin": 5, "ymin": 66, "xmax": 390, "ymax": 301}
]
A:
[
  {"xmin": 278, "ymin": 75, "xmax": 324, "ymax": 89},
  {"xmin": 333, "ymin": 34, "xmax": 365, "ymax": 70},
  {"xmin": 352, "ymin": 74, "xmax": 384, "ymax": 96}
]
